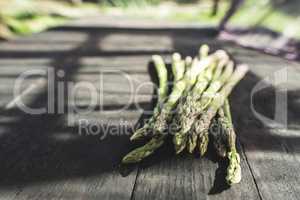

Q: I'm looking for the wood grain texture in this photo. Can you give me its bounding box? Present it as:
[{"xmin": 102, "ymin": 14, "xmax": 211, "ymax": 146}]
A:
[
  {"xmin": 132, "ymin": 143, "xmax": 260, "ymax": 200},
  {"xmin": 229, "ymin": 47, "xmax": 300, "ymax": 200}
]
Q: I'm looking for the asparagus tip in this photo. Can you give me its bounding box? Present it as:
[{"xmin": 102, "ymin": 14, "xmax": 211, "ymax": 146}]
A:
[
  {"xmin": 152, "ymin": 54, "xmax": 162, "ymax": 61},
  {"xmin": 130, "ymin": 127, "xmax": 148, "ymax": 141},
  {"xmin": 187, "ymin": 134, "xmax": 197, "ymax": 153},
  {"xmin": 199, "ymin": 44, "xmax": 210, "ymax": 58},
  {"xmin": 185, "ymin": 56, "xmax": 193, "ymax": 65},
  {"xmin": 174, "ymin": 140, "xmax": 186, "ymax": 154},
  {"xmin": 122, "ymin": 154, "xmax": 139, "ymax": 164},
  {"xmin": 199, "ymin": 143, "xmax": 208, "ymax": 156},
  {"xmin": 172, "ymin": 52, "xmax": 181, "ymax": 61},
  {"xmin": 175, "ymin": 145, "xmax": 185, "ymax": 154},
  {"xmin": 215, "ymin": 50, "xmax": 229, "ymax": 59},
  {"xmin": 226, "ymin": 151, "xmax": 242, "ymax": 185},
  {"xmin": 173, "ymin": 131, "xmax": 187, "ymax": 154},
  {"xmin": 152, "ymin": 55, "xmax": 166, "ymax": 71}
]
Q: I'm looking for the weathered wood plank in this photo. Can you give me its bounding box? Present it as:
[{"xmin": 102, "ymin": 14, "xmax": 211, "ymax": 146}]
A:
[
  {"xmin": 132, "ymin": 143, "xmax": 260, "ymax": 200},
  {"xmin": 229, "ymin": 47, "xmax": 300, "ymax": 200},
  {"xmin": 239, "ymin": 128, "xmax": 300, "ymax": 200}
]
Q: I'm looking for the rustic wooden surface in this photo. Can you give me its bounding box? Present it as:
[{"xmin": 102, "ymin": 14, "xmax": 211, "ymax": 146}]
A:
[{"xmin": 0, "ymin": 16, "xmax": 299, "ymax": 200}]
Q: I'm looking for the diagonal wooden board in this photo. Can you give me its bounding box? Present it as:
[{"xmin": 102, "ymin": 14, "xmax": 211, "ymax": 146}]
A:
[{"xmin": 0, "ymin": 17, "xmax": 299, "ymax": 199}]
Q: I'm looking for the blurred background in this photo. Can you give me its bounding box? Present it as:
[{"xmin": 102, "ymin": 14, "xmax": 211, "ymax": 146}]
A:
[{"xmin": 0, "ymin": 0, "xmax": 299, "ymax": 59}]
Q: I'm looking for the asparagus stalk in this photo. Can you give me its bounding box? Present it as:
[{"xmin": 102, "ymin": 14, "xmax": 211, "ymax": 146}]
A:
[
  {"xmin": 174, "ymin": 55, "xmax": 233, "ymax": 154},
  {"xmin": 130, "ymin": 54, "xmax": 180, "ymax": 141},
  {"xmin": 222, "ymin": 99, "xmax": 242, "ymax": 185},
  {"xmin": 191, "ymin": 65, "xmax": 248, "ymax": 156},
  {"xmin": 185, "ymin": 56, "xmax": 193, "ymax": 69},
  {"xmin": 154, "ymin": 55, "xmax": 168, "ymax": 103},
  {"xmin": 199, "ymin": 44, "xmax": 210, "ymax": 59}
]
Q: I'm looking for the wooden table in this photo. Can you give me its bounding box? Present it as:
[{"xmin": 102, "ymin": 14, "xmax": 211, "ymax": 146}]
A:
[{"xmin": 0, "ymin": 16, "xmax": 299, "ymax": 200}]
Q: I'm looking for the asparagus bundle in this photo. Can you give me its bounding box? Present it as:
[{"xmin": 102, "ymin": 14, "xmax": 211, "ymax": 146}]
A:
[
  {"xmin": 123, "ymin": 45, "xmax": 214, "ymax": 163},
  {"xmin": 122, "ymin": 45, "xmax": 248, "ymax": 186}
]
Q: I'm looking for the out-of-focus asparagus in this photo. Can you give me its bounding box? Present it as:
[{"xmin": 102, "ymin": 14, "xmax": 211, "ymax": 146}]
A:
[{"xmin": 122, "ymin": 45, "xmax": 246, "ymax": 185}]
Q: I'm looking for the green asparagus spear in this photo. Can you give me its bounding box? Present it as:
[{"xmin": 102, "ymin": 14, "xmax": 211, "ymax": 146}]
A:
[
  {"xmin": 185, "ymin": 56, "xmax": 193, "ymax": 69},
  {"xmin": 153, "ymin": 55, "xmax": 168, "ymax": 102},
  {"xmin": 198, "ymin": 129, "xmax": 210, "ymax": 156},
  {"xmin": 191, "ymin": 65, "xmax": 248, "ymax": 156},
  {"xmin": 174, "ymin": 56, "xmax": 233, "ymax": 154},
  {"xmin": 222, "ymin": 99, "xmax": 242, "ymax": 185},
  {"xmin": 130, "ymin": 54, "xmax": 180, "ymax": 141},
  {"xmin": 172, "ymin": 53, "xmax": 186, "ymax": 83},
  {"xmin": 199, "ymin": 44, "xmax": 210, "ymax": 59}
]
